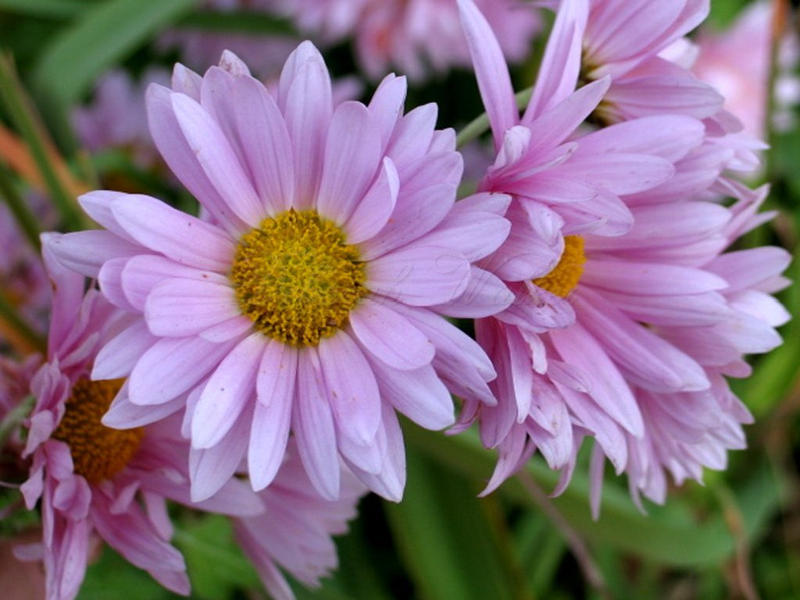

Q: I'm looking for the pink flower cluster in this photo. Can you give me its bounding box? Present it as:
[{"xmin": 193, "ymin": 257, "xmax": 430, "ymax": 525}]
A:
[{"xmin": 0, "ymin": 0, "xmax": 790, "ymax": 598}]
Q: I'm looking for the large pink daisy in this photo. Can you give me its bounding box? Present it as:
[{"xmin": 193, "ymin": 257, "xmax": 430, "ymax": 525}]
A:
[
  {"xmin": 47, "ymin": 44, "xmax": 510, "ymax": 502},
  {"xmin": 456, "ymin": 0, "xmax": 789, "ymax": 509},
  {"xmin": 19, "ymin": 247, "xmax": 262, "ymax": 600}
]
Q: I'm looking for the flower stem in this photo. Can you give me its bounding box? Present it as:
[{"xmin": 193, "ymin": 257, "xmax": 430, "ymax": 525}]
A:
[
  {"xmin": 0, "ymin": 161, "xmax": 41, "ymax": 252},
  {"xmin": 0, "ymin": 290, "xmax": 46, "ymax": 355},
  {"xmin": 0, "ymin": 395, "xmax": 34, "ymax": 449},
  {"xmin": 456, "ymin": 86, "xmax": 533, "ymax": 149},
  {"xmin": 0, "ymin": 54, "xmax": 86, "ymax": 231}
]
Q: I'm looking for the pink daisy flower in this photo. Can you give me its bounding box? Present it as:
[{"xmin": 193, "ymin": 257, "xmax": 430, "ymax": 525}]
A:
[
  {"xmin": 552, "ymin": 0, "xmax": 725, "ymax": 125},
  {"xmin": 456, "ymin": 0, "xmax": 790, "ymax": 509},
  {"xmin": 46, "ymin": 44, "xmax": 510, "ymax": 502},
  {"xmin": 235, "ymin": 442, "xmax": 366, "ymax": 600},
  {"xmin": 276, "ymin": 0, "xmax": 541, "ymax": 80},
  {"xmin": 18, "ymin": 247, "xmax": 263, "ymax": 600}
]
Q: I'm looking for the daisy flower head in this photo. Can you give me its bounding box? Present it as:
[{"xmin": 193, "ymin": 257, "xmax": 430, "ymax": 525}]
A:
[
  {"xmin": 456, "ymin": 0, "xmax": 790, "ymax": 510},
  {"xmin": 19, "ymin": 245, "xmax": 263, "ymax": 600},
  {"xmin": 47, "ymin": 43, "xmax": 512, "ymax": 503}
]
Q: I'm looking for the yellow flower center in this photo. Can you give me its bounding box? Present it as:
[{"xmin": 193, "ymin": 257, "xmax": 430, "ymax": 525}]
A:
[
  {"xmin": 533, "ymin": 236, "xmax": 586, "ymax": 298},
  {"xmin": 52, "ymin": 378, "xmax": 144, "ymax": 484},
  {"xmin": 230, "ymin": 209, "xmax": 369, "ymax": 347}
]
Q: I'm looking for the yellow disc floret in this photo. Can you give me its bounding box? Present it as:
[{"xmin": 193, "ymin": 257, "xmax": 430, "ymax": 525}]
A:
[
  {"xmin": 53, "ymin": 378, "xmax": 144, "ymax": 484},
  {"xmin": 230, "ymin": 209, "xmax": 369, "ymax": 347},
  {"xmin": 533, "ymin": 235, "xmax": 586, "ymax": 298}
]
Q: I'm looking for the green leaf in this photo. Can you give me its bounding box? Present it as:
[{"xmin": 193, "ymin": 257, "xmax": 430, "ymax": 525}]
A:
[
  {"xmin": 384, "ymin": 446, "xmax": 530, "ymax": 600},
  {"xmin": 175, "ymin": 10, "xmax": 295, "ymax": 35},
  {"xmin": 78, "ymin": 547, "xmax": 178, "ymax": 600},
  {"xmin": 405, "ymin": 426, "xmax": 781, "ymax": 568},
  {"xmin": 32, "ymin": 0, "xmax": 196, "ymax": 107},
  {"xmin": 173, "ymin": 515, "xmax": 261, "ymax": 600},
  {"xmin": 0, "ymin": 0, "xmax": 86, "ymax": 18}
]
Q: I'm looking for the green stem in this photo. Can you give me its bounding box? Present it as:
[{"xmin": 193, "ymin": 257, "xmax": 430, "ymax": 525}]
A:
[
  {"xmin": 0, "ymin": 54, "xmax": 85, "ymax": 231},
  {"xmin": 456, "ymin": 86, "xmax": 533, "ymax": 149},
  {"xmin": 0, "ymin": 395, "xmax": 34, "ymax": 448},
  {"xmin": 0, "ymin": 288, "xmax": 46, "ymax": 354},
  {"xmin": 0, "ymin": 160, "xmax": 41, "ymax": 252}
]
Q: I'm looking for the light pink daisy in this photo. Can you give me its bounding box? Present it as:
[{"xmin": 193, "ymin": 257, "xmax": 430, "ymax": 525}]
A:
[
  {"xmin": 46, "ymin": 44, "xmax": 510, "ymax": 503},
  {"xmin": 548, "ymin": 0, "xmax": 725, "ymax": 125},
  {"xmin": 276, "ymin": 0, "xmax": 541, "ymax": 80},
  {"xmin": 18, "ymin": 246, "xmax": 263, "ymax": 600},
  {"xmin": 456, "ymin": 0, "xmax": 790, "ymax": 510},
  {"xmin": 234, "ymin": 442, "xmax": 366, "ymax": 600}
]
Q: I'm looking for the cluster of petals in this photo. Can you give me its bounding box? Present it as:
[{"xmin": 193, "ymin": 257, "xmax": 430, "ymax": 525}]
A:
[
  {"xmin": 234, "ymin": 442, "xmax": 366, "ymax": 600},
  {"xmin": 273, "ymin": 0, "xmax": 540, "ymax": 80},
  {"xmin": 47, "ymin": 43, "xmax": 510, "ymax": 504},
  {"xmin": 456, "ymin": 0, "xmax": 790, "ymax": 510},
  {"xmin": 18, "ymin": 247, "xmax": 264, "ymax": 600}
]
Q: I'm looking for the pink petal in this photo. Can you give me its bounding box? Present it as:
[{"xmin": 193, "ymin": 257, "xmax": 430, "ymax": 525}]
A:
[
  {"xmin": 368, "ymin": 244, "xmax": 470, "ymax": 306},
  {"xmin": 345, "ymin": 157, "xmax": 399, "ymax": 244},
  {"xmin": 317, "ymin": 101, "xmax": 382, "ymax": 223},
  {"xmin": 249, "ymin": 341, "xmax": 297, "ymax": 490},
  {"xmin": 145, "ymin": 278, "xmax": 239, "ymax": 338},
  {"xmin": 349, "ymin": 298, "xmax": 434, "ymax": 370},
  {"xmin": 192, "ymin": 333, "xmax": 263, "ymax": 448},
  {"xmin": 371, "ymin": 361, "xmax": 455, "ymax": 430},
  {"xmin": 110, "ymin": 194, "xmax": 234, "ymax": 271},
  {"xmin": 457, "ymin": 0, "xmax": 518, "ymax": 147},
  {"xmin": 318, "ymin": 331, "xmax": 382, "ymax": 444},
  {"xmin": 293, "ymin": 349, "xmax": 340, "ymax": 500},
  {"xmin": 233, "ymin": 75, "xmax": 295, "ymax": 214}
]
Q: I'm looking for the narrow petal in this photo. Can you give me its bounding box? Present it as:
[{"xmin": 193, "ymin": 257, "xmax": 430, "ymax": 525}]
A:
[
  {"xmin": 293, "ymin": 349, "xmax": 340, "ymax": 500},
  {"xmin": 317, "ymin": 101, "xmax": 382, "ymax": 223},
  {"xmin": 145, "ymin": 279, "xmax": 239, "ymax": 338},
  {"xmin": 345, "ymin": 158, "xmax": 399, "ymax": 244},
  {"xmin": 457, "ymin": 0, "xmax": 518, "ymax": 146},
  {"xmin": 369, "ymin": 244, "xmax": 470, "ymax": 306},
  {"xmin": 111, "ymin": 194, "xmax": 234, "ymax": 271},
  {"xmin": 318, "ymin": 331, "xmax": 382, "ymax": 444},
  {"xmin": 192, "ymin": 333, "xmax": 263, "ymax": 448},
  {"xmin": 349, "ymin": 298, "xmax": 434, "ymax": 370}
]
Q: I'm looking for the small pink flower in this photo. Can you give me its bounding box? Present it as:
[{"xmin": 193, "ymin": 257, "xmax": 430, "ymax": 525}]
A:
[
  {"xmin": 47, "ymin": 44, "xmax": 510, "ymax": 503},
  {"xmin": 279, "ymin": 0, "xmax": 541, "ymax": 80},
  {"xmin": 456, "ymin": 0, "xmax": 789, "ymax": 511},
  {"xmin": 234, "ymin": 443, "xmax": 366, "ymax": 600},
  {"xmin": 19, "ymin": 246, "xmax": 263, "ymax": 600}
]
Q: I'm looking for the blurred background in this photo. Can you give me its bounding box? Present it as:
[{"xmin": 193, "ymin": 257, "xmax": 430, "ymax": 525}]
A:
[{"xmin": 0, "ymin": 0, "xmax": 798, "ymax": 598}]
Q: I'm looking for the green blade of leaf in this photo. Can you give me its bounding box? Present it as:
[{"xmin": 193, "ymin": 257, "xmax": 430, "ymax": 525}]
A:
[
  {"xmin": 32, "ymin": 0, "xmax": 195, "ymax": 108},
  {"xmin": 175, "ymin": 10, "xmax": 295, "ymax": 35},
  {"xmin": 384, "ymin": 446, "xmax": 530, "ymax": 600},
  {"xmin": 405, "ymin": 425, "xmax": 781, "ymax": 568},
  {"xmin": 0, "ymin": 0, "xmax": 85, "ymax": 18}
]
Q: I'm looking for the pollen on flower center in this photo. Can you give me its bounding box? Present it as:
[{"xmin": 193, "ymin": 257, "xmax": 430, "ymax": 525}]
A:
[
  {"xmin": 533, "ymin": 235, "xmax": 586, "ymax": 298},
  {"xmin": 52, "ymin": 378, "xmax": 144, "ymax": 484},
  {"xmin": 230, "ymin": 209, "xmax": 369, "ymax": 347}
]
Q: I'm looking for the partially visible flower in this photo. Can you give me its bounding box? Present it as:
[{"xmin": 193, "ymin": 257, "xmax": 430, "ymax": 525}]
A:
[
  {"xmin": 235, "ymin": 443, "xmax": 366, "ymax": 600},
  {"xmin": 19, "ymin": 246, "xmax": 262, "ymax": 600},
  {"xmin": 73, "ymin": 69, "xmax": 171, "ymax": 169},
  {"xmin": 554, "ymin": 0, "xmax": 725, "ymax": 125},
  {"xmin": 689, "ymin": 2, "xmax": 800, "ymax": 138},
  {"xmin": 278, "ymin": 0, "xmax": 541, "ymax": 80},
  {"xmin": 0, "ymin": 198, "xmax": 53, "ymax": 337},
  {"xmin": 47, "ymin": 45, "xmax": 509, "ymax": 504},
  {"xmin": 456, "ymin": 0, "xmax": 790, "ymax": 513}
]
